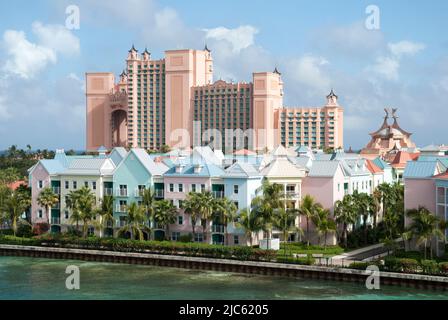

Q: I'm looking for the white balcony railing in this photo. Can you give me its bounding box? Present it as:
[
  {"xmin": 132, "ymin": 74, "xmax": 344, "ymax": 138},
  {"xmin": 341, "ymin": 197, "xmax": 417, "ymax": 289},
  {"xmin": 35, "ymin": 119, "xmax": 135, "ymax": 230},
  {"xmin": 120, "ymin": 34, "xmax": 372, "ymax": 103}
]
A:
[
  {"xmin": 211, "ymin": 225, "xmax": 225, "ymax": 233},
  {"xmin": 104, "ymin": 188, "xmax": 113, "ymax": 196},
  {"xmin": 212, "ymin": 191, "xmax": 224, "ymax": 199},
  {"xmin": 155, "ymin": 189, "xmax": 164, "ymax": 198},
  {"xmin": 134, "ymin": 189, "xmax": 145, "ymax": 197},
  {"xmin": 52, "ymin": 187, "xmax": 61, "ymax": 194},
  {"xmin": 116, "ymin": 205, "xmax": 127, "ymax": 213},
  {"xmin": 116, "ymin": 189, "xmax": 128, "ymax": 197},
  {"xmin": 51, "ymin": 217, "xmax": 61, "ymax": 225}
]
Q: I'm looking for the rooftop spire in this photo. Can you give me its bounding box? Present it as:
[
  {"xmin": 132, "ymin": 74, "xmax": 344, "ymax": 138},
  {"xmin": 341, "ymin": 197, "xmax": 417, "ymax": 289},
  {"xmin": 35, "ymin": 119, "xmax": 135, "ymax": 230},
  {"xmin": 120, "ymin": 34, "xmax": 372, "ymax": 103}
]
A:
[
  {"xmin": 143, "ymin": 47, "xmax": 150, "ymax": 55},
  {"xmin": 273, "ymin": 67, "xmax": 281, "ymax": 75},
  {"xmin": 128, "ymin": 44, "xmax": 137, "ymax": 53},
  {"xmin": 326, "ymin": 88, "xmax": 338, "ymax": 99},
  {"xmin": 204, "ymin": 44, "xmax": 211, "ymax": 52}
]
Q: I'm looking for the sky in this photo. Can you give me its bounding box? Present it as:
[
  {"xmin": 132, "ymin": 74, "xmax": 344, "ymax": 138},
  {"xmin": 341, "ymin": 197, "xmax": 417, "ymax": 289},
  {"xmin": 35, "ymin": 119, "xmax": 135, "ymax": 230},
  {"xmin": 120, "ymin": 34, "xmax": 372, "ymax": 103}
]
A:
[{"xmin": 0, "ymin": 0, "xmax": 447, "ymax": 150}]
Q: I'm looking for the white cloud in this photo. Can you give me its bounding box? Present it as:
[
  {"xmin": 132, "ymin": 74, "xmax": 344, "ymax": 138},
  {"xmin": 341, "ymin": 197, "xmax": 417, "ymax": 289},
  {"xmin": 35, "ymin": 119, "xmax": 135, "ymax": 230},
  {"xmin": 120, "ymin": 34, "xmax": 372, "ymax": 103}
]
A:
[
  {"xmin": 367, "ymin": 56, "xmax": 400, "ymax": 81},
  {"xmin": 284, "ymin": 55, "xmax": 330, "ymax": 94},
  {"xmin": 388, "ymin": 41, "xmax": 425, "ymax": 58},
  {"xmin": 2, "ymin": 30, "xmax": 57, "ymax": 79},
  {"xmin": 205, "ymin": 25, "xmax": 258, "ymax": 53},
  {"xmin": 32, "ymin": 21, "xmax": 80, "ymax": 55}
]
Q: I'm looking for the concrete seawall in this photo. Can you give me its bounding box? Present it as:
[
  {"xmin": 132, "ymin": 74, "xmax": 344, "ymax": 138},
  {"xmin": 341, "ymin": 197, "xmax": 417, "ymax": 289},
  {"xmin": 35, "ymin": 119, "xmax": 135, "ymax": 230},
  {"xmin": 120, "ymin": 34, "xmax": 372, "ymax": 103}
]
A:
[{"xmin": 1, "ymin": 244, "xmax": 447, "ymax": 291}]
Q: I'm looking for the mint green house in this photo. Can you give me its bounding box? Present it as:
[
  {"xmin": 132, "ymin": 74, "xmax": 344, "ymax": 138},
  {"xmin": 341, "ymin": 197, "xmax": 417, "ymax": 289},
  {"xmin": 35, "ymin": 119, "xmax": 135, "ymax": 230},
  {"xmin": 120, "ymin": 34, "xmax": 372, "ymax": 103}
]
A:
[{"xmin": 112, "ymin": 149, "xmax": 168, "ymax": 229}]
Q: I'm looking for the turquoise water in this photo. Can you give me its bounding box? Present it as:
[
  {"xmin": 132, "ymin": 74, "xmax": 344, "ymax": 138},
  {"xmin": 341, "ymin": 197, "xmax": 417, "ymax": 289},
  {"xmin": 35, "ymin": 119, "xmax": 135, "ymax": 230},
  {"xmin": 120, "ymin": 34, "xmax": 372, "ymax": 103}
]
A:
[{"xmin": 0, "ymin": 256, "xmax": 447, "ymax": 300}]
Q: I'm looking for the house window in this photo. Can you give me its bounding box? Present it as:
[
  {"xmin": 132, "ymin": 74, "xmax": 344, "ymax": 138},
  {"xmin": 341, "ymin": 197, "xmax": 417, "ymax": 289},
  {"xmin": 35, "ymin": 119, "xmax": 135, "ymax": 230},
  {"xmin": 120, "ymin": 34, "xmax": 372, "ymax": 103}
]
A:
[
  {"xmin": 38, "ymin": 180, "xmax": 43, "ymax": 189},
  {"xmin": 138, "ymin": 185, "xmax": 145, "ymax": 196},
  {"xmin": 194, "ymin": 233, "xmax": 204, "ymax": 242},
  {"xmin": 92, "ymin": 182, "xmax": 96, "ymax": 190},
  {"xmin": 64, "ymin": 210, "xmax": 69, "ymax": 219},
  {"xmin": 119, "ymin": 185, "xmax": 127, "ymax": 196},
  {"xmin": 38, "ymin": 210, "xmax": 43, "ymax": 218},
  {"xmin": 178, "ymin": 200, "xmax": 183, "ymax": 209},
  {"xmin": 169, "ymin": 184, "xmax": 174, "ymax": 192},
  {"xmin": 233, "ymin": 235, "xmax": 239, "ymax": 245},
  {"xmin": 178, "ymin": 215, "xmax": 183, "ymax": 225},
  {"xmin": 233, "ymin": 185, "xmax": 239, "ymax": 194},
  {"xmin": 337, "ymin": 183, "xmax": 340, "ymax": 192},
  {"xmin": 171, "ymin": 232, "xmax": 180, "ymax": 241},
  {"xmin": 191, "ymin": 184, "xmax": 196, "ymax": 192},
  {"xmin": 178, "ymin": 184, "xmax": 183, "ymax": 192},
  {"xmin": 234, "ymin": 201, "xmax": 239, "ymax": 209},
  {"xmin": 73, "ymin": 181, "xmax": 77, "ymax": 189},
  {"xmin": 84, "ymin": 181, "xmax": 89, "ymax": 188},
  {"xmin": 65, "ymin": 181, "xmax": 69, "ymax": 189},
  {"xmin": 88, "ymin": 227, "xmax": 95, "ymax": 237},
  {"xmin": 201, "ymin": 184, "xmax": 206, "ymax": 192}
]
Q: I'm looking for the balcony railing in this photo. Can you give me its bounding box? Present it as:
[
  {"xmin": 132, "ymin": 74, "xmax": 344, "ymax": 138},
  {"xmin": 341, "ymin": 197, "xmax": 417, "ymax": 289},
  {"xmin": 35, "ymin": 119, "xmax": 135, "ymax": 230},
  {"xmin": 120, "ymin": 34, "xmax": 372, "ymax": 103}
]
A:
[
  {"xmin": 116, "ymin": 205, "xmax": 127, "ymax": 213},
  {"xmin": 212, "ymin": 191, "xmax": 224, "ymax": 199},
  {"xmin": 117, "ymin": 220, "xmax": 126, "ymax": 227},
  {"xmin": 52, "ymin": 187, "xmax": 61, "ymax": 194},
  {"xmin": 51, "ymin": 203, "xmax": 60, "ymax": 209},
  {"xmin": 134, "ymin": 189, "xmax": 145, "ymax": 197},
  {"xmin": 211, "ymin": 225, "xmax": 225, "ymax": 233},
  {"xmin": 51, "ymin": 217, "xmax": 61, "ymax": 225},
  {"xmin": 155, "ymin": 189, "xmax": 164, "ymax": 198},
  {"xmin": 116, "ymin": 189, "xmax": 128, "ymax": 197},
  {"xmin": 104, "ymin": 188, "xmax": 113, "ymax": 196}
]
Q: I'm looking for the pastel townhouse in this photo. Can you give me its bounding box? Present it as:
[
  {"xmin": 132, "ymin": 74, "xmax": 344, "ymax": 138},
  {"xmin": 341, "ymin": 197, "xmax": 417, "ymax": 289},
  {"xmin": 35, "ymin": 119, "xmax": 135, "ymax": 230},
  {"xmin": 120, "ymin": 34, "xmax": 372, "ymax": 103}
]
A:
[
  {"xmin": 403, "ymin": 160, "xmax": 447, "ymax": 255},
  {"xmin": 163, "ymin": 160, "xmax": 226, "ymax": 244},
  {"xmin": 222, "ymin": 162, "xmax": 263, "ymax": 245},
  {"xmin": 112, "ymin": 148, "xmax": 168, "ymax": 233}
]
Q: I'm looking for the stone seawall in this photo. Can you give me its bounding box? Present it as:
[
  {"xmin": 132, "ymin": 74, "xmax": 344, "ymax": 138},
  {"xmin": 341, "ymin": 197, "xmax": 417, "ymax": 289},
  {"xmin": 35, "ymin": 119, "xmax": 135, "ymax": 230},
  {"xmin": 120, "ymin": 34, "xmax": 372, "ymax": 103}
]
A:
[{"xmin": 1, "ymin": 244, "xmax": 447, "ymax": 291}]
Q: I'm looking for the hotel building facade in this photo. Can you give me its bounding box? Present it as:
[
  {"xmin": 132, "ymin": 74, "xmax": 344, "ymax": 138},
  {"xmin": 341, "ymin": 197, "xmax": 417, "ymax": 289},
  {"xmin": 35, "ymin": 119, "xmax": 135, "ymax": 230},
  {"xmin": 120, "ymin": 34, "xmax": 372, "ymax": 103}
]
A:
[{"xmin": 86, "ymin": 46, "xmax": 343, "ymax": 152}]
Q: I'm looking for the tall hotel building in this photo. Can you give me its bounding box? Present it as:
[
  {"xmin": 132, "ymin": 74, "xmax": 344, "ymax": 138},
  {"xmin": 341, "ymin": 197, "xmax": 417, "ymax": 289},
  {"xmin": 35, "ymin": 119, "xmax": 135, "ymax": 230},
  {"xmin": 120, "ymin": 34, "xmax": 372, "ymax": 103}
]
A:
[{"xmin": 86, "ymin": 46, "xmax": 343, "ymax": 152}]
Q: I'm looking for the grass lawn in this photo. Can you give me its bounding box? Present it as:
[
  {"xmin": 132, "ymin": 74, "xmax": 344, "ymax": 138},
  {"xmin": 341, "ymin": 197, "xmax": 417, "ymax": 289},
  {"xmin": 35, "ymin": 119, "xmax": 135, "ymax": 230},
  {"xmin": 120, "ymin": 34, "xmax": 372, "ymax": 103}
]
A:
[{"xmin": 278, "ymin": 243, "xmax": 345, "ymax": 258}]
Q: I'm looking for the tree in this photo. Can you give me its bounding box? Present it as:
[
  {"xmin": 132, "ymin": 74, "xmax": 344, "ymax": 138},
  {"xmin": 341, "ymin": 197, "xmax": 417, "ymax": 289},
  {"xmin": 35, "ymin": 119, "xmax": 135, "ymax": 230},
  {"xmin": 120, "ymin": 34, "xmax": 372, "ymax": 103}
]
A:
[
  {"xmin": 213, "ymin": 197, "xmax": 238, "ymax": 245},
  {"xmin": 405, "ymin": 207, "xmax": 445, "ymax": 259},
  {"xmin": 66, "ymin": 190, "xmax": 82, "ymax": 231},
  {"xmin": 97, "ymin": 195, "xmax": 115, "ymax": 237},
  {"xmin": 182, "ymin": 193, "xmax": 202, "ymax": 241},
  {"xmin": 371, "ymin": 188, "xmax": 382, "ymax": 227},
  {"xmin": 298, "ymin": 194, "xmax": 321, "ymax": 247},
  {"xmin": 235, "ymin": 208, "xmax": 264, "ymax": 246},
  {"xmin": 76, "ymin": 187, "xmax": 97, "ymax": 237},
  {"xmin": 334, "ymin": 194, "xmax": 357, "ymax": 248},
  {"xmin": 154, "ymin": 200, "xmax": 177, "ymax": 240},
  {"xmin": 1, "ymin": 189, "xmax": 31, "ymax": 236},
  {"xmin": 160, "ymin": 145, "xmax": 171, "ymax": 153},
  {"xmin": 119, "ymin": 202, "xmax": 150, "ymax": 241},
  {"xmin": 37, "ymin": 187, "xmax": 59, "ymax": 225},
  {"xmin": 0, "ymin": 168, "xmax": 21, "ymax": 185},
  {"xmin": 273, "ymin": 207, "xmax": 301, "ymax": 256},
  {"xmin": 312, "ymin": 207, "xmax": 336, "ymax": 249},
  {"xmin": 352, "ymin": 190, "xmax": 372, "ymax": 244},
  {"xmin": 141, "ymin": 188, "xmax": 156, "ymax": 239}
]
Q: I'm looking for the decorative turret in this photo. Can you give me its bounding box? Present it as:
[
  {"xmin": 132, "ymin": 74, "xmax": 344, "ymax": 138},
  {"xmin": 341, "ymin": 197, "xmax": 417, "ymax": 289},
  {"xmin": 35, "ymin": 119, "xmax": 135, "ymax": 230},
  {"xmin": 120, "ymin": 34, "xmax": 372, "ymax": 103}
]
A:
[
  {"xmin": 127, "ymin": 44, "xmax": 138, "ymax": 60},
  {"xmin": 204, "ymin": 44, "xmax": 211, "ymax": 52},
  {"xmin": 273, "ymin": 67, "xmax": 281, "ymax": 75},
  {"xmin": 119, "ymin": 70, "xmax": 127, "ymax": 83},
  {"xmin": 326, "ymin": 89, "xmax": 339, "ymax": 106},
  {"xmin": 142, "ymin": 47, "xmax": 150, "ymax": 61}
]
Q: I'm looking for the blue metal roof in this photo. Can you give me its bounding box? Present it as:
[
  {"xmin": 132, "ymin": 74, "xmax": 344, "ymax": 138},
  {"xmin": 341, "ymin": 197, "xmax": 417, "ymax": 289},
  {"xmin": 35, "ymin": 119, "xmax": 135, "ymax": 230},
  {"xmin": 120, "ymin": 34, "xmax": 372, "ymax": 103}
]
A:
[
  {"xmin": 165, "ymin": 162, "xmax": 225, "ymax": 177},
  {"xmin": 403, "ymin": 161, "xmax": 438, "ymax": 178}
]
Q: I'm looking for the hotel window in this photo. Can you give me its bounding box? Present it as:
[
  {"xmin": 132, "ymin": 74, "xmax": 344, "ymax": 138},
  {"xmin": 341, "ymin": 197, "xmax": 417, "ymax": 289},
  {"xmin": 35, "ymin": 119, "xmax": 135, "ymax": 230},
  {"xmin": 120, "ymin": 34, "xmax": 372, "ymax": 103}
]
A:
[
  {"xmin": 38, "ymin": 180, "xmax": 43, "ymax": 189},
  {"xmin": 171, "ymin": 232, "xmax": 180, "ymax": 241},
  {"xmin": 191, "ymin": 184, "xmax": 196, "ymax": 192},
  {"xmin": 169, "ymin": 184, "xmax": 174, "ymax": 192},
  {"xmin": 178, "ymin": 184, "xmax": 183, "ymax": 192},
  {"xmin": 38, "ymin": 210, "xmax": 43, "ymax": 218},
  {"xmin": 194, "ymin": 233, "xmax": 204, "ymax": 243},
  {"xmin": 65, "ymin": 181, "xmax": 69, "ymax": 189},
  {"xmin": 234, "ymin": 185, "xmax": 239, "ymax": 194},
  {"xmin": 233, "ymin": 235, "xmax": 239, "ymax": 245},
  {"xmin": 73, "ymin": 181, "xmax": 77, "ymax": 189},
  {"xmin": 178, "ymin": 215, "xmax": 183, "ymax": 225}
]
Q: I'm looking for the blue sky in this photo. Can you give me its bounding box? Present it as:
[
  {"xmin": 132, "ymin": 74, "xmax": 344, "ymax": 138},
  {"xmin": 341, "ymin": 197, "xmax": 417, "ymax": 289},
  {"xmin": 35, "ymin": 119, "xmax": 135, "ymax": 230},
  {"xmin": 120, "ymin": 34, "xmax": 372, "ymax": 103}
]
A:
[{"xmin": 0, "ymin": 0, "xmax": 447, "ymax": 150}]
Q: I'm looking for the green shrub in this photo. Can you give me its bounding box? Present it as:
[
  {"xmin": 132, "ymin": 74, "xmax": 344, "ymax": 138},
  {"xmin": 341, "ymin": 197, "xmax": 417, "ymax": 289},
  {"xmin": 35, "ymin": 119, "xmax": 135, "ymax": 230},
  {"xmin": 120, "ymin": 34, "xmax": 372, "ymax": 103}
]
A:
[
  {"xmin": 178, "ymin": 234, "xmax": 193, "ymax": 243},
  {"xmin": 397, "ymin": 258, "xmax": 419, "ymax": 273},
  {"xmin": 276, "ymin": 255, "xmax": 315, "ymax": 265},
  {"xmin": 349, "ymin": 262, "xmax": 370, "ymax": 270},
  {"xmin": 438, "ymin": 262, "xmax": 448, "ymax": 274},
  {"xmin": 420, "ymin": 260, "xmax": 440, "ymax": 275}
]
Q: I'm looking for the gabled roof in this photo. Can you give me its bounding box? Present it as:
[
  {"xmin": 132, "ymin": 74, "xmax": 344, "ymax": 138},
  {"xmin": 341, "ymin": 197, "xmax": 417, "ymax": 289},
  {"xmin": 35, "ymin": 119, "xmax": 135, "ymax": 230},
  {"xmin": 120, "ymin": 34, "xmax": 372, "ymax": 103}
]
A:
[
  {"xmin": 340, "ymin": 159, "xmax": 370, "ymax": 177},
  {"xmin": 63, "ymin": 158, "xmax": 115, "ymax": 175},
  {"xmin": 372, "ymin": 157, "xmax": 390, "ymax": 170},
  {"xmin": 223, "ymin": 162, "xmax": 261, "ymax": 178},
  {"xmin": 403, "ymin": 160, "xmax": 442, "ymax": 179},
  {"xmin": 390, "ymin": 151, "xmax": 419, "ymax": 168},
  {"xmin": 308, "ymin": 160, "xmax": 342, "ymax": 177},
  {"xmin": 233, "ymin": 149, "xmax": 257, "ymax": 156},
  {"xmin": 366, "ymin": 159, "xmax": 383, "ymax": 174},
  {"xmin": 109, "ymin": 147, "xmax": 127, "ymax": 166},
  {"xmin": 261, "ymin": 157, "xmax": 306, "ymax": 178},
  {"xmin": 433, "ymin": 171, "xmax": 448, "ymax": 180},
  {"xmin": 39, "ymin": 159, "xmax": 66, "ymax": 175},
  {"xmin": 130, "ymin": 148, "xmax": 169, "ymax": 176}
]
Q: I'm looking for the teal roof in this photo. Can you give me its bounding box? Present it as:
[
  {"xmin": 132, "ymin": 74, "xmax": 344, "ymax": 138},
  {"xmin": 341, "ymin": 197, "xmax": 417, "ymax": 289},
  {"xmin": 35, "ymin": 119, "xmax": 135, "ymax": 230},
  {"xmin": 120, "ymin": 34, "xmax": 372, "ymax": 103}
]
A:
[
  {"xmin": 372, "ymin": 157, "xmax": 390, "ymax": 170},
  {"xmin": 403, "ymin": 161, "xmax": 439, "ymax": 178},
  {"xmin": 418, "ymin": 156, "xmax": 448, "ymax": 168},
  {"xmin": 165, "ymin": 162, "xmax": 225, "ymax": 177},
  {"xmin": 39, "ymin": 159, "xmax": 66, "ymax": 175}
]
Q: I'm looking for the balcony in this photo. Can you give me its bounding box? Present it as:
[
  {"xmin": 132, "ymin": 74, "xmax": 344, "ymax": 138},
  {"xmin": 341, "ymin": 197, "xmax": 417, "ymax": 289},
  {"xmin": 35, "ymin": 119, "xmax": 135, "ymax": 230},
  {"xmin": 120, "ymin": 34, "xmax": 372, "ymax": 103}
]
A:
[
  {"xmin": 116, "ymin": 189, "xmax": 128, "ymax": 197},
  {"xmin": 51, "ymin": 203, "xmax": 60, "ymax": 209},
  {"xmin": 116, "ymin": 205, "xmax": 127, "ymax": 213},
  {"xmin": 211, "ymin": 225, "xmax": 225, "ymax": 233},
  {"xmin": 212, "ymin": 191, "xmax": 224, "ymax": 199},
  {"xmin": 104, "ymin": 188, "xmax": 113, "ymax": 196},
  {"xmin": 51, "ymin": 217, "xmax": 61, "ymax": 225},
  {"xmin": 155, "ymin": 189, "xmax": 164, "ymax": 198},
  {"xmin": 134, "ymin": 189, "xmax": 145, "ymax": 197},
  {"xmin": 52, "ymin": 187, "xmax": 61, "ymax": 194},
  {"xmin": 117, "ymin": 220, "xmax": 126, "ymax": 227}
]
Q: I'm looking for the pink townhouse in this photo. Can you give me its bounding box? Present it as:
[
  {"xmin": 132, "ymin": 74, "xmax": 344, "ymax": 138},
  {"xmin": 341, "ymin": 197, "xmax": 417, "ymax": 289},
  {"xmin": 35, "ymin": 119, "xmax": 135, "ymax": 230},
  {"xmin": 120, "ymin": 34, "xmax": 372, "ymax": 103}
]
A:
[{"xmin": 162, "ymin": 161, "xmax": 226, "ymax": 244}]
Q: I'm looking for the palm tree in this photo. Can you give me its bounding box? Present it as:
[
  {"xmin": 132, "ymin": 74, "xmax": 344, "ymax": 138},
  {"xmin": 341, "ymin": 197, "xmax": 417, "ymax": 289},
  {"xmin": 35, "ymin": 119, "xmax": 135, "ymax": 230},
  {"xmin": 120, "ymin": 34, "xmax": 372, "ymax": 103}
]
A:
[
  {"xmin": 334, "ymin": 194, "xmax": 357, "ymax": 248},
  {"xmin": 371, "ymin": 188, "xmax": 382, "ymax": 227},
  {"xmin": 119, "ymin": 202, "xmax": 149, "ymax": 241},
  {"xmin": 352, "ymin": 191, "xmax": 371, "ymax": 244},
  {"xmin": 141, "ymin": 188, "xmax": 157, "ymax": 239},
  {"xmin": 405, "ymin": 207, "xmax": 445, "ymax": 259},
  {"xmin": 213, "ymin": 197, "xmax": 237, "ymax": 245},
  {"xmin": 76, "ymin": 187, "xmax": 97, "ymax": 237},
  {"xmin": 196, "ymin": 191, "xmax": 215, "ymax": 235},
  {"xmin": 37, "ymin": 187, "xmax": 59, "ymax": 225},
  {"xmin": 97, "ymin": 195, "xmax": 114, "ymax": 237},
  {"xmin": 312, "ymin": 207, "xmax": 336, "ymax": 249},
  {"xmin": 182, "ymin": 192, "xmax": 202, "ymax": 241},
  {"xmin": 298, "ymin": 194, "xmax": 320, "ymax": 247},
  {"xmin": 273, "ymin": 207, "xmax": 301, "ymax": 255},
  {"xmin": 154, "ymin": 200, "xmax": 177, "ymax": 240},
  {"xmin": 235, "ymin": 208, "xmax": 264, "ymax": 246},
  {"xmin": 66, "ymin": 190, "xmax": 82, "ymax": 232},
  {"xmin": 1, "ymin": 189, "xmax": 31, "ymax": 236}
]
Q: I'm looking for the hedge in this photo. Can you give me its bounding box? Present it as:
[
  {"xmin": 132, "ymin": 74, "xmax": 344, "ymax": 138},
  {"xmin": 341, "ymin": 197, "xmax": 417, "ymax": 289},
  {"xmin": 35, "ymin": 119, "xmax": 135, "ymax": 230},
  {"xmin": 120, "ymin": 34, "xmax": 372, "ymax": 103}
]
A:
[
  {"xmin": 276, "ymin": 255, "xmax": 315, "ymax": 265},
  {"xmin": 0, "ymin": 235, "xmax": 277, "ymax": 262}
]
